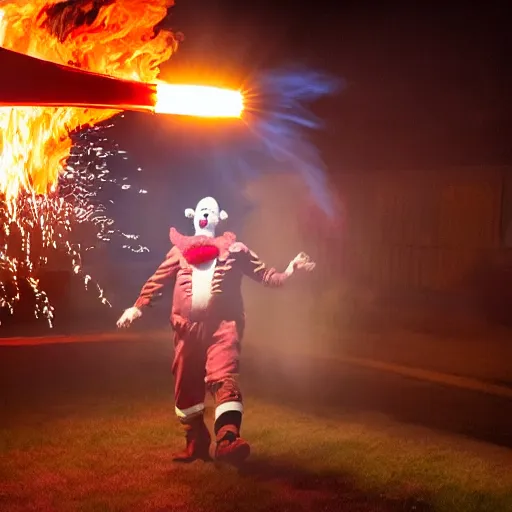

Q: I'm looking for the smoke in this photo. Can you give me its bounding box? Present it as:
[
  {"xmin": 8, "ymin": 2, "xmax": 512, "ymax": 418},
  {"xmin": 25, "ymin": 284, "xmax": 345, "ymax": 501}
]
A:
[
  {"xmin": 243, "ymin": 67, "xmax": 343, "ymax": 214},
  {"xmin": 161, "ymin": 66, "xmax": 343, "ymax": 217},
  {"xmin": 69, "ymin": 66, "xmax": 342, "ymax": 306}
]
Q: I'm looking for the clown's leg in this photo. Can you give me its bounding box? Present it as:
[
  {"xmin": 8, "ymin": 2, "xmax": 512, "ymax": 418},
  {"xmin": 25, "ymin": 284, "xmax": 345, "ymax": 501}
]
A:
[
  {"xmin": 206, "ymin": 320, "xmax": 250, "ymax": 465},
  {"xmin": 171, "ymin": 325, "xmax": 211, "ymax": 462}
]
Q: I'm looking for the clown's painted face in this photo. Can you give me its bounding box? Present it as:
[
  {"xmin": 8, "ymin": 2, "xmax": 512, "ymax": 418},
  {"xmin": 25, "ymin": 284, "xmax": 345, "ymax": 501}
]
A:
[{"xmin": 185, "ymin": 196, "xmax": 228, "ymax": 237}]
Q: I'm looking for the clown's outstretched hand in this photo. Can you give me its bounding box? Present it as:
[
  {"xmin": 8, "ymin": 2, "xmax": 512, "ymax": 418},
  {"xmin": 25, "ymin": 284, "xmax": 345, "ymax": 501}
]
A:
[
  {"xmin": 287, "ymin": 252, "xmax": 316, "ymax": 275},
  {"xmin": 116, "ymin": 306, "xmax": 142, "ymax": 329}
]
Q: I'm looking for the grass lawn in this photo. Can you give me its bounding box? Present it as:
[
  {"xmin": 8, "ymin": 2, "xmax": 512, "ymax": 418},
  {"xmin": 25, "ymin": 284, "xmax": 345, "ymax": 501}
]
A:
[
  {"xmin": 0, "ymin": 339, "xmax": 511, "ymax": 512},
  {"xmin": 1, "ymin": 395, "xmax": 512, "ymax": 512}
]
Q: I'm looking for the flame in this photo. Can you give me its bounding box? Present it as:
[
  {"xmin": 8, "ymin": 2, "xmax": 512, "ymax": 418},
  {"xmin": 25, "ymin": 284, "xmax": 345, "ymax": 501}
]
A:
[
  {"xmin": 0, "ymin": 0, "xmax": 176, "ymax": 200},
  {"xmin": 154, "ymin": 83, "xmax": 244, "ymax": 118},
  {"xmin": 0, "ymin": 0, "xmax": 177, "ymax": 325}
]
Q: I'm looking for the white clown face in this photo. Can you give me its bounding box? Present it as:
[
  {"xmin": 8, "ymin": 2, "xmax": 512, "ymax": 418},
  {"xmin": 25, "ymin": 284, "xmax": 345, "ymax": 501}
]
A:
[{"xmin": 185, "ymin": 196, "xmax": 228, "ymax": 237}]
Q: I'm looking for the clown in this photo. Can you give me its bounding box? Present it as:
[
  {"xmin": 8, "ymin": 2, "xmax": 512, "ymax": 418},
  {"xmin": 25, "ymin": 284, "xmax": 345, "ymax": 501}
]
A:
[{"xmin": 117, "ymin": 196, "xmax": 315, "ymax": 465}]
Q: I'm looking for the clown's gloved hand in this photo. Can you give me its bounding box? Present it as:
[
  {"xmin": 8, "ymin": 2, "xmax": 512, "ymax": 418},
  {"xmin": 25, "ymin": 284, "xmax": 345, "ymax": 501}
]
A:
[
  {"xmin": 286, "ymin": 252, "xmax": 316, "ymax": 275},
  {"xmin": 116, "ymin": 306, "xmax": 142, "ymax": 328}
]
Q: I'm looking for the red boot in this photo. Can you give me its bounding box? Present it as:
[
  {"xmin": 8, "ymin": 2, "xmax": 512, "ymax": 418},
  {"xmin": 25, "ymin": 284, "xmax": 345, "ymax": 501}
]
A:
[
  {"xmin": 214, "ymin": 425, "xmax": 250, "ymax": 465},
  {"xmin": 172, "ymin": 416, "xmax": 211, "ymax": 463}
]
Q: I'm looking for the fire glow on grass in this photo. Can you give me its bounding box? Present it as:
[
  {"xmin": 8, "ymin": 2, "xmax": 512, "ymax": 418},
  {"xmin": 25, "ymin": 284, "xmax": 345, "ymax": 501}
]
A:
[{"xmin": 0, "ymin": 0, "xmax": 178, "ymax": 326}]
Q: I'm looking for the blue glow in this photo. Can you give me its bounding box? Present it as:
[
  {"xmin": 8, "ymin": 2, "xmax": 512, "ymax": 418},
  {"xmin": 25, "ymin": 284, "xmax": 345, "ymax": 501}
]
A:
[
  {"xmin": 173, "ymin": 67, "xmax": 343, "ymax": 216},
  {"xmin": 242, "ymin": 67, "xmax": 343, "ymax": 215}
]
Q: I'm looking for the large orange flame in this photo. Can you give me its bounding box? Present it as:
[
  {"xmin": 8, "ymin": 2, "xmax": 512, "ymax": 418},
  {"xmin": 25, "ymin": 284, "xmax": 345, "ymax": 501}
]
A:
[
  {"xmin": 0, "ymin": 0, "xmax": 178, "ymax": 325},
  {"xmin": 0, "ymin": 0, "xmax": 177, "ymax": 203}
]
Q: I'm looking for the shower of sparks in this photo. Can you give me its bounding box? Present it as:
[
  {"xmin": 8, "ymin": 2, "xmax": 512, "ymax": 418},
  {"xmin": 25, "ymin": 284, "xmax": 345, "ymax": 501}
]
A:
[
  {"xmin": 66, "ymin": 124, "xmax": 149, "ymax": 254},
  {"xmin": 0, "ymin": 0, "xmax": 176, "ymax": 327},
  {"xmin": 0, "ymin": 123, "xmax": 149, "ymax": 327},
  {"xmin": 0, "ymin": 0, "xmax": 244, "ymax": 328}
]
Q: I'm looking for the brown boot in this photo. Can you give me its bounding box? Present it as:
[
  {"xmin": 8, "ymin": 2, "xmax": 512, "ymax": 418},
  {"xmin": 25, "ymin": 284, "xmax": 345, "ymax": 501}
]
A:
[
  {"xmin": 214, "ymin": 425, "xmax": 250, "ymax": 465},
  {"xmin": 172, "ymin": 416, "xmax": 211, "ymax": 463}
]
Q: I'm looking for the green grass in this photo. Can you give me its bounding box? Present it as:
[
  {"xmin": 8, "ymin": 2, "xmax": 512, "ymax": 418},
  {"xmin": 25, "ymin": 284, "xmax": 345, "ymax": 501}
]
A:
[{"xmin": 1, "ymin": 395, "xmax": 512, "ymax": 512}]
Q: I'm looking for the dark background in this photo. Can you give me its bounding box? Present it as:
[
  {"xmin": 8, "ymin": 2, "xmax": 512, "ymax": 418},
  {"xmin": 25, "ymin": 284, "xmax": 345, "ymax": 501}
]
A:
[
  {"xmin": 1, "ymin": 0, "xmax": 511, "ymax": 334},
  {"xmin": 164, "ymin": 0, "xmax": 511, "ymax": 171},
  {"xmin": 113, "ymin": 0, "xmax": 511, "ymax": 247}
]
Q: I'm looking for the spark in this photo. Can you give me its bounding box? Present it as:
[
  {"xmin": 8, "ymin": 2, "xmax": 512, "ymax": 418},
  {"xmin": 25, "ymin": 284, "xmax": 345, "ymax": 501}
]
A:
[
  {"xmin": 0, "ymin": 124, "xmax": 149, "ymax": 326},
  {"xmin": 0, "ymin": 0, "xmax": 175, "ymax": 326}
]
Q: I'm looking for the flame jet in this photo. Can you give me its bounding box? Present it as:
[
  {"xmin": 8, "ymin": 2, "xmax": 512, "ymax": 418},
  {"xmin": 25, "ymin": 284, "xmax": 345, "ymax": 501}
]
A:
[
  {"xmin": 0, "ymin": 0, "xmax": 241, "ymax": 325},
  {"xmin": 0, "ymin": 48, "xmax": 244, "ymax": 117}
]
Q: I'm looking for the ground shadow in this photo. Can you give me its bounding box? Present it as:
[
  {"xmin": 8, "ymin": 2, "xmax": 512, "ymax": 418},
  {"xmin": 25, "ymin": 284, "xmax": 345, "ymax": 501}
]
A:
[
  {"xmin": 237, "ymin": 456, "xmax": 432, "ymax": 512},
  {"xmin": 1, "ymin": 338, "xmax": 511, "ymax": 450},
  {"xmin": 0, "ymin": 339, "xmax": 434, "ymax": 512},
  {"xmin": 241, "ymin": 349, "xmax": 512, "ymax": 449}
]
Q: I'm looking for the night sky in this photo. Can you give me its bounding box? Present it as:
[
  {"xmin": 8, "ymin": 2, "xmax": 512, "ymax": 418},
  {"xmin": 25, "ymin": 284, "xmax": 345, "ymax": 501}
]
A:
[
  {"xmin": 102, "ymin": 0, "xmax": 510, "ymax": 260},
  {"xmin": 165, "ymin": 0, "xmax": 511, "ymax": 170}
]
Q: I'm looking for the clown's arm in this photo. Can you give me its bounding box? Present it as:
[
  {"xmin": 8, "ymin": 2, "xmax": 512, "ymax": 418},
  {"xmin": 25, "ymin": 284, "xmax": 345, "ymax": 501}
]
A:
[
  {"xmin": 116, "ymin": 246, "xmax": 181, "ymax": 328},
  {"xmin": 234, "ymin": 243, "xmax": 315, "ymax": 287}
]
